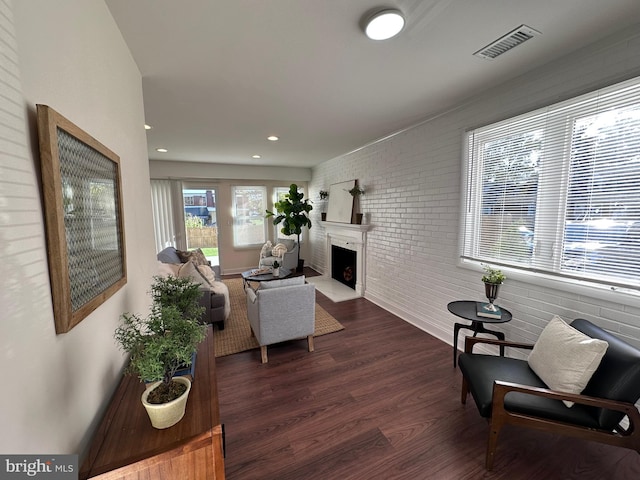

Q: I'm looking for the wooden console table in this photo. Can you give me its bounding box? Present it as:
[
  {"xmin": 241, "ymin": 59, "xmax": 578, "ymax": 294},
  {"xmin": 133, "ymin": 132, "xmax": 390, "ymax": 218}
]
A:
[{"xmin": 80, "ymin": 325, "xmax": 225, "ymax": 479}]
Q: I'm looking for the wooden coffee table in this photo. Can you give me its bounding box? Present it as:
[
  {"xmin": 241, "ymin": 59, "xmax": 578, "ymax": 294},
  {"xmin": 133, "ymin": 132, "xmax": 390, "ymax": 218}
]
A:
[{"xmin": 241, "ymin": 268, "xmax": 292, "ymax": 289}]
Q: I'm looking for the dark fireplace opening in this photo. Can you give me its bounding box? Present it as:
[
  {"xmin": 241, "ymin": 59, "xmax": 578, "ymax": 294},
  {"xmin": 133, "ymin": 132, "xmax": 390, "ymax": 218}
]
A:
[{"xmin": 331, "ymin": 245, "xmax": 356, "ymax": 290}]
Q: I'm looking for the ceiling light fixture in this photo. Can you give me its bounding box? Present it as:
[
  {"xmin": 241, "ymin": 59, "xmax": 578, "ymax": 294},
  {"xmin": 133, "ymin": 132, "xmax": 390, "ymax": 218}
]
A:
[
  {"xmin": 156, "ymin": 148, "xmax": 168, "ymax": 153},
  {"xmin": 364, "ymin": 9, "xmax": 405, "ymax": 40},
  {"xmin": 144, "ymin": 124, "xmax": 152, "ymax": 130},
  {"xmin": 252, "ymin": 154, "xmax": 261, "ymax": 159},
  {"xmin": 267, "ymin": 135, "xmax": 279, "ymax": 141}
]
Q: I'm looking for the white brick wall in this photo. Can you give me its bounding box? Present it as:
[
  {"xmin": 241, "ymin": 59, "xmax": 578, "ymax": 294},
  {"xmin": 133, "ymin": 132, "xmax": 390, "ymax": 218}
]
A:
[{"xmin": 310, "ymin": 24, "xmax": 640, "ymax": 353}]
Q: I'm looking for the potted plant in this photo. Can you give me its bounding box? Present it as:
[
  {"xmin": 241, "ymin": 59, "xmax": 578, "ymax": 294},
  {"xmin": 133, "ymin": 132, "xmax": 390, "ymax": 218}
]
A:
[
  {"xmin": 348, "ymin": 184, "xmax": 365, "ymax": 224},
  {"xmin": 266, "ymin": 183, "xmax": 313, "ymax": 272},
  {"xmin": 272, "ymin": 260, "xmax": 280, "ymax": 277},
  {"xmin": 114, "ymin": 276, "xmax": 206, "ymax": 429},
  {"xmin": 481, "ymin": 264, "xmax": 506, "ymax": 312},
  {"xmin": 319, "ymin": 190, "xmax": 329, "ymax": 221}
]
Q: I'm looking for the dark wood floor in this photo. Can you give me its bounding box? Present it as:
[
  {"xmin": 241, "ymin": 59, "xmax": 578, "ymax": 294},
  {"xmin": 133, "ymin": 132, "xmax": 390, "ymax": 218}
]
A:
[{"xmin": 215, "ymin": 269, "xmax": 640, "ymax": 480}]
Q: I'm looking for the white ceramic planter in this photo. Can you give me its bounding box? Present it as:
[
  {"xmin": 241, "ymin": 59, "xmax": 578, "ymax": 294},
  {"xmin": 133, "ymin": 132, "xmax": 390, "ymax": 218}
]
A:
[{"xmin": 141, "ymin": 376, "xmax": 191, "ymax": 429}]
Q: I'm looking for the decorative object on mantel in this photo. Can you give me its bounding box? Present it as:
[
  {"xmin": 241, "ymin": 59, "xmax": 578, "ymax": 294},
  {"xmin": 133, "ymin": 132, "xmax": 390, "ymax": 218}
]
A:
[
  {"xmin": 319, "ymin": 190, "xmax": 329, "ymax": 221},
  {"xmin": 326, "ymin": 180, "xmax": 356, "ymax": 224},
  {"xmin": 348, "ymin": 183, "xmax": 365, "ymax": 224},
  {"xmin": 479, "ymin": 264, "xmax": 506, "ymax": 317},
  {"xmin": 266, "ymin": 183, "xmax": 313, "ymax": 272},
  {"xmin": 114, "ymin": 276, "xmax": 206, "ymax": 429}
]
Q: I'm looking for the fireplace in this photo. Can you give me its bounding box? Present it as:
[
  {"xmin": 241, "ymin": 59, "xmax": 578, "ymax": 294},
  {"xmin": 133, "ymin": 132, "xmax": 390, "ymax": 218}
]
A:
[
  {"xmin": 323, "ymin": 221, "xmax": 370, "ymax": 297},
  {"xmin": 332, "ymin": 245, "xmax": 357, "ymax": 289}
]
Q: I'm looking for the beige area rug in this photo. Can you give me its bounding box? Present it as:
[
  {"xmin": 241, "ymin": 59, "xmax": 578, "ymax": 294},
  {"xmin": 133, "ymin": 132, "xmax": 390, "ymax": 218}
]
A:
[{"xmin": 214, "ymin": 277, "xmax": 345, "ymax": 357}]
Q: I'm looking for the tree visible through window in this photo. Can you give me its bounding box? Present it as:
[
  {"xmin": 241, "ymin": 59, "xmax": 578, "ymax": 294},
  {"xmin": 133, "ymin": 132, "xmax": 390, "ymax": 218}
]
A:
[{"xmin": 463, "ymin": 76, "xmax": 640, "ymax": 289}]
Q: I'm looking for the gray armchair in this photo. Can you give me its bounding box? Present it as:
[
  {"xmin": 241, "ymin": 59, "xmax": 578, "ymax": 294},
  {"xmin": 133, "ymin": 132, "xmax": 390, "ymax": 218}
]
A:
[
  {"xmin": 245, "ymin": 276, "xmax": 315, "ymax": 363},
  {"xmin": 258, "ymin": 238, "xmax": 298, "ymax": 271}
]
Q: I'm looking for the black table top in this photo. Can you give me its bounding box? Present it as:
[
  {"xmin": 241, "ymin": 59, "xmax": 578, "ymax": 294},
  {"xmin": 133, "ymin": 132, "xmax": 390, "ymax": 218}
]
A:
[
  {"xmin": 447, "ymin": 300, "xmax": 512, "ymax": 324},
  {"xmin": 241, "ymin": 268, "xmax": 292, "ymax": 282}
]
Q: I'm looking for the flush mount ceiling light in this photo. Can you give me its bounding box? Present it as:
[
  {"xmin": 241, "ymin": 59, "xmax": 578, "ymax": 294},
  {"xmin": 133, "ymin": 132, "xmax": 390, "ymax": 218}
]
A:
[
  {"xmin": 267, "ymin": 135, "xmax": 279, "ymax": 141},
  {"xmin": 156, "ymin": 148, "xmax": 168, "ymax": 153},
  {"xmin": 364, "ymin": 9, "xmax": 405, "ymax": 40}
]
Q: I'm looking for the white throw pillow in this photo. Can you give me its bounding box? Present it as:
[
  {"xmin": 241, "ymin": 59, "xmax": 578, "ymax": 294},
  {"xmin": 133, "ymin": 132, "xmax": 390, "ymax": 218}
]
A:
[
  {"xmin": 260, "ymin": 241, "xmax": 273, "ymax": 258},
  {"xmin": 528, "ymin": 315, "xmax": 608, "ymax": 407},
  {"xmin": 177, "ymin": 261, "xmax": 206, "ymax": 286},
  {"xmin": 157, "ymin": 261, "xmax": 179, "ymax": 277}
]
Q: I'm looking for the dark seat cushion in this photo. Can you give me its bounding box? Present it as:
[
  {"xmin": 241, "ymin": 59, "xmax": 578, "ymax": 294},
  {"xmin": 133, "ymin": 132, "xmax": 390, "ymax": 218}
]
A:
[{"xmin": 458, "ymin": 353, "xmax": 601, "ymax": 429}]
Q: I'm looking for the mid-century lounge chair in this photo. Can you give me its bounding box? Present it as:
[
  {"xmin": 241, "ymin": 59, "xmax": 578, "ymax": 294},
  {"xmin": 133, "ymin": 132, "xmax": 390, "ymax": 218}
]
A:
[{"xmin": 458, "ymin": 317, "xmax": 640, "ymax": 470}]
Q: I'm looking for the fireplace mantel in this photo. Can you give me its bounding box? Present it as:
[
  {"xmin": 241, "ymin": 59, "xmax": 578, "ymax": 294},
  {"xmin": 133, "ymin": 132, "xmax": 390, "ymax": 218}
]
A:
[{"xmin": 322, "ymin": 221, "xmax": 370, "ymax": 296}]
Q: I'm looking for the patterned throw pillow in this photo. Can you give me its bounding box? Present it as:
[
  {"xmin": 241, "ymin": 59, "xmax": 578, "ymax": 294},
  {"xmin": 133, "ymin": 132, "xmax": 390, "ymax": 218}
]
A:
[{"xmin": 176, "ymin": 248, "xmax": 209, "ymax": 266}]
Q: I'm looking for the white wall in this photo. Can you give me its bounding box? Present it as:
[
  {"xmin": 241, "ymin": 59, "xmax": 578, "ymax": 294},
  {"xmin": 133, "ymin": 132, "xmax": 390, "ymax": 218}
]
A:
[
  {"xmin": 0, "ymin": 0, "xmax": 156, "ymax": 455},
  {"xmin": 310, "ymin": 24, "xmax": 640, "ymax": 353}
]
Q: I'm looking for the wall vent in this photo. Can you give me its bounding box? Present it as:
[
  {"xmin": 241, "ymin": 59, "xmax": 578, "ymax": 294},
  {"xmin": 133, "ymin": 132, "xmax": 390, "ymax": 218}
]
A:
[{"xmin": 473, "ymin": 24, "xmax": 541, "ymax": 60}]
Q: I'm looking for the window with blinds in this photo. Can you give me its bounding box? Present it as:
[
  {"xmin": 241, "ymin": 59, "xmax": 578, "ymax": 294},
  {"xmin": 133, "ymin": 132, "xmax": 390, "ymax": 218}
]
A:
[{"xmin": 462, "ymin": 75, "xmax": 640, "ymax": 289}]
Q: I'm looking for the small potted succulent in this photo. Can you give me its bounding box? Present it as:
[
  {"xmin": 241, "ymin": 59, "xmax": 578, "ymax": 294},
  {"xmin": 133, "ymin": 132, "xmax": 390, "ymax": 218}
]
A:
[
  {"xmin": 348, "ymin": 184, "xmax": 365, "ymax": 224},
  {"xmin": 481, "ymin": 264, "xmax": 506, "ymax": 312},
  {"xmin": 319, "ymin": 190, "xmax": 329, "ymax": 221},
  {"xmin": 272, "ymin": 260, "xmax": 281, "ymax": 277}
]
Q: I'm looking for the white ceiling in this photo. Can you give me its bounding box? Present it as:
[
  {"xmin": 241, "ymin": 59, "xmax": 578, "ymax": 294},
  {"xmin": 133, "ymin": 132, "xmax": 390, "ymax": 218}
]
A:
[{"xmin": 105, "ymin": 0, "xmax": 640, "ymax": 168}]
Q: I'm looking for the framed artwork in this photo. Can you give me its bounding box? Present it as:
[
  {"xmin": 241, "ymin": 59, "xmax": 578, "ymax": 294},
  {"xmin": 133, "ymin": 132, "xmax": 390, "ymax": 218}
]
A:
[
  {"xmin": 326, "ymin": 180, "xmax": 355, "ymax": 223},
  {"xmin": 36, "ymin": 105, "xmax": 127, "ymax": 334}
]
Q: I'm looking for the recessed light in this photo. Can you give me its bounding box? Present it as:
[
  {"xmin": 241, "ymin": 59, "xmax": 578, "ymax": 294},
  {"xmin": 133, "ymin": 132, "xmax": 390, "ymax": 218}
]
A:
[
  {"xmin": 144, "ymin": 124, "xmax": 152, "ymax": 130},
  {"xmin": 267, "ymin": 136, "xmax": 279, "ymax": 141},
  {"xmin": 156, "ymin": 148, "xmax": 168, "ymax": 153},
  {"xmin": 364, "ymin": 9, "xmax": 405, "ymax": 40},
  {"xmin": 252, "ymin": 154, "xmax": 261, "ymax": 159}
]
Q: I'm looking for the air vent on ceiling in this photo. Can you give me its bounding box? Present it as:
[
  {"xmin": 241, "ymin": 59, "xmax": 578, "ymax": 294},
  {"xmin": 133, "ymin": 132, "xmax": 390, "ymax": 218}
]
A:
[{"xmin": 473, "ymin": 24, "xmax": 541, "ymax": 60}]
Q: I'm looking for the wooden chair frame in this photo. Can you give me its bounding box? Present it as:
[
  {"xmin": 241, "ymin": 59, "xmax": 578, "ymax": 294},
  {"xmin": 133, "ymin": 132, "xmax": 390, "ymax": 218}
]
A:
[{"xmin": 461, "ymin": 336, "xmax": 640, "ymax": 470}]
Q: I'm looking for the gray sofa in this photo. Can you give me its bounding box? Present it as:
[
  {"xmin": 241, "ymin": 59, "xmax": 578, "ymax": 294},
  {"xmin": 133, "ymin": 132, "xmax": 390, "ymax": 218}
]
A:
[{"xmin": 157, "ymin": 246, "xmax": 227, "ymax": 330}]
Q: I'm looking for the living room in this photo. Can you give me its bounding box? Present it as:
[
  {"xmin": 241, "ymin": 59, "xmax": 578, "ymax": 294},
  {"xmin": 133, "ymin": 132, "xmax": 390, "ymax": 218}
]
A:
[{"xmin": 3, "ymin": 0, "xmax": 640, "ymax": 477}]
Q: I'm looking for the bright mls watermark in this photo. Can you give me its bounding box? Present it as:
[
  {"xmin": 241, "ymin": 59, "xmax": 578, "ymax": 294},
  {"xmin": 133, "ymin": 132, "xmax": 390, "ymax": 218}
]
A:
[{"xmin": 0, "ymin": 455, "xmax": 77, "ymax": 479}]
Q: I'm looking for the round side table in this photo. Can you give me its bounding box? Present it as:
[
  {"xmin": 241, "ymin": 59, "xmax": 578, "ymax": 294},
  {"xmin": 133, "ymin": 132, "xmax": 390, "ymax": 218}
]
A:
[{"xmin": 448, "ymin": 300, "xmax": 512, "ymax": 367}]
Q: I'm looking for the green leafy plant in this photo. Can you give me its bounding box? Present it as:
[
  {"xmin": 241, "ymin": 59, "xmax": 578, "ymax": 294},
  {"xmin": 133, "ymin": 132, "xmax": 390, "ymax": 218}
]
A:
[
  {"xmin": 184, "ymin": 213, "xmax": 204, "ymax": 228},
  {"xmin": 265, "ymin": 184, "xmax": 313, "ymax": 266},
  {"xmin": 481, "ymin": 264, "xmax": 506, "ymax": 284},
  {"xmin": 319, "ymin": 190, "xmax": 329, "ymax": 200},
  {"xmin": 114, "ymin": 276, "xmax": 206, "ymax": 403},
  {"xmin": 348, "ymin": 185, "xmax": 365, "ymax": 196},
  {"xmin": 272, "ymin": 260, "xmax": 280, "ymax": 269}
]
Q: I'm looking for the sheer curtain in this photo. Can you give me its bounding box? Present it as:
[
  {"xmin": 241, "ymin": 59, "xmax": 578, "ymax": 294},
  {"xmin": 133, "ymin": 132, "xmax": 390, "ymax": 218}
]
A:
[{"xmin": 150, "ymin": 179, "xmax": 186, "ymax": 253}]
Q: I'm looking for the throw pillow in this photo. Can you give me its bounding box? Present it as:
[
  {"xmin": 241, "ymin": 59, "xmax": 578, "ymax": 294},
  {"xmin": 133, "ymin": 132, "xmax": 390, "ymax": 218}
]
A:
[
  {"xmin": 177, "ymin": 261, "xmax": 206, "ymax": 286},
  {"xmin": 157, "ymin": 261, "xmax": 179, "ymax": 277},
  {"xmin": 260, "ymin": 241, "xmax": 273, "ymax": 258},
  {"xmin": 176, "ymin": 248, "xmax": 209, "ymax": 266},
  {"xmin": 528, "ymin": 315, "xmax": 608, "ymax": 407}
]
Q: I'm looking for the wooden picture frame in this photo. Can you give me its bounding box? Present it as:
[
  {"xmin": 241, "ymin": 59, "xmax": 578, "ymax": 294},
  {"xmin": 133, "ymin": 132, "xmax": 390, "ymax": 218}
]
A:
[
  {"xmin": 326, "ymin": 180, "xmax": 356, "ymax": 223},
  {"xmin": 37, "ymin": 105, "xmax": 127, "ymax": 334}
]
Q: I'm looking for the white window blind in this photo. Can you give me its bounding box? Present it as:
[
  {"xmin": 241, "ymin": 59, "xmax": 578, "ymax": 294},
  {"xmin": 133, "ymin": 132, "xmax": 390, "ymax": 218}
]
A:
[
  {"xmin": 462, "ymin": 76, "xmax": 640, "ymax": 289},
  {"xmin": 232, "ymin": 186, "xmax": 267, "ymax": 247}
]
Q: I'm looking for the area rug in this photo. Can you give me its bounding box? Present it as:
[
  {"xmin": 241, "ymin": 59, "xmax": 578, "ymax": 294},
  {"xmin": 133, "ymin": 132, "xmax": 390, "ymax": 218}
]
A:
[{"xmin": 214, "ymin": 277, "xmax": 345, "ymax": 357}]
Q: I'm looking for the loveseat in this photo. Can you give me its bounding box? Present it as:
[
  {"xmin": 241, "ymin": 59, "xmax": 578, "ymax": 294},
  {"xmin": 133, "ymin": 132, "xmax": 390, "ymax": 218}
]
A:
[{"xmin": 157, "ymin": 246, "xmax": 229, "ymax": 330}]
